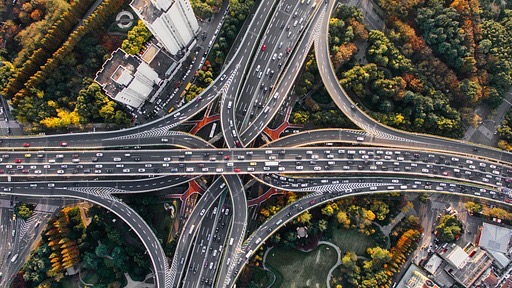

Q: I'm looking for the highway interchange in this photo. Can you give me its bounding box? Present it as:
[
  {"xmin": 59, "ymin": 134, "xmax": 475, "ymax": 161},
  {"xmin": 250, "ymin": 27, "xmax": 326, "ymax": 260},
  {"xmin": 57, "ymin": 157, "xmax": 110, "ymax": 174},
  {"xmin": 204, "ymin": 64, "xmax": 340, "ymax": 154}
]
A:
[{"xmin": 0, "ymin": 0, "xmax": 511, "ymax": 287}]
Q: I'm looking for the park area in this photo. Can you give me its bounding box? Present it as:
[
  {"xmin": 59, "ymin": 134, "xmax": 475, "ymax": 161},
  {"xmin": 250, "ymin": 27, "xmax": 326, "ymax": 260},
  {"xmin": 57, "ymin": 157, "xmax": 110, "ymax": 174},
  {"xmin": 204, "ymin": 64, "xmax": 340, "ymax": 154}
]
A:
[
  {"xmin": 265, "ymin": 244, "xmax": 338, "ymax": 288},
  {"xmin": 330, "ymin": 225, "xmax": 377, "ymax": 255}
]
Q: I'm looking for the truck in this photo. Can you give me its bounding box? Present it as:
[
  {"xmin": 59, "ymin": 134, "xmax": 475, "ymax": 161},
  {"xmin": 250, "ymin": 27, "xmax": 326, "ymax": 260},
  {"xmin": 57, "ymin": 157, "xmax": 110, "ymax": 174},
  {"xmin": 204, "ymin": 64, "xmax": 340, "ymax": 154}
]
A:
[{"xmin": 265, "ymin": 161, "xmax": 279, "ymax": 167}]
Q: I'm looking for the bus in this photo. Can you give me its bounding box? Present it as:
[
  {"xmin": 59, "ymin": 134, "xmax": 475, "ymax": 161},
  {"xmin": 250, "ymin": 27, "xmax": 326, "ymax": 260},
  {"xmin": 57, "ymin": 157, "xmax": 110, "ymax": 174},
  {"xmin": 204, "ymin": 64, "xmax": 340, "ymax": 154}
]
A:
[
  {"xmin": 209, "ymin": 123, "xmax": 217, "ymax": 139},
  {"xmin": 180, "ymin": 83, "xmax": 192, "ymax": 98},
  {"xmin": 265, "ymin": 161, "xmax": 279, "ymax": 167},
  {"xmin": 245, "ymin": 250, "xmax": 253, "ymax": 259},
  {"xmin": 11, "ymin": 253, "xmax": 18, "ymax": 263}
]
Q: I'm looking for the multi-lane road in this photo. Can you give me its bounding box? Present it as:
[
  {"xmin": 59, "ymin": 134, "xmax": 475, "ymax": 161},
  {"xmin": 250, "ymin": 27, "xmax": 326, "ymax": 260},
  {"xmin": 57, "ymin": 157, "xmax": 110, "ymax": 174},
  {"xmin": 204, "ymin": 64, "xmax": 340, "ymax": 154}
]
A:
[{"xmin": 1, "ymin": 0, "xmax": 511, "ymax": 287}]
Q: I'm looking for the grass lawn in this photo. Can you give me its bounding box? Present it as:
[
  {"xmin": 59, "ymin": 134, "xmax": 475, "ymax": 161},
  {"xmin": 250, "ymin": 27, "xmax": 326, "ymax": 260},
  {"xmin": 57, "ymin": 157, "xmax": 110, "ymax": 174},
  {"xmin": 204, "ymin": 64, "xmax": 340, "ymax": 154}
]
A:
[
  {"xmin": 330, "ymin": 225, "xmax": 376, "ymax": 255},
  {"xmin": 251, "ymin": 266, "xmax": 277, "ymax": 287},
  {"xmin": 265, "ymin": 245, "xmax": 338, "ymax": 288},
  {"xmin": 151, "ymin": 201, "xmax": 179, "ymax": 244}
]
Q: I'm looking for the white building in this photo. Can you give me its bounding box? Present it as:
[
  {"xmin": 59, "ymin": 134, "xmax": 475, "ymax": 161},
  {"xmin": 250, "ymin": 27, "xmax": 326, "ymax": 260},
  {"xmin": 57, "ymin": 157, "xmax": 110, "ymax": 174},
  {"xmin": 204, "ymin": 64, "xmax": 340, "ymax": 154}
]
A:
[
  {"xmin": 95, "ymin": 49, "xmax": 166, "ymax": 108},
  {"xmin": 130, "ymin": 0, "xmax": 199, "ymax": 56},
  {"xmin": 478, "ymin": 222, "xmax": 512, "ymax": 269}
]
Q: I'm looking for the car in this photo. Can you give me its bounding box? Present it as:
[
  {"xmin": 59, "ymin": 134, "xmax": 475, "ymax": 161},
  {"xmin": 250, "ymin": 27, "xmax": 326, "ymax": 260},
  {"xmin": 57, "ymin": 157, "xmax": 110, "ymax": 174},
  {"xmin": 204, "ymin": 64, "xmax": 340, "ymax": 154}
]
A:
[
  {"xmin": 234, "ymin": 168, "xmax": 241, "ymax": 173},
  {"xmin": 14, "ymin": 159, "xmax": 22, "ymax": 163},
  {"xmin": 96, "ymin": 153, "xmax": 103, "ymax": 157},
  {"xmin": 123, "ymin": 169, "xmax": 130, "ymax": 173},
  {"xmin": 60, "ymin": 141, "xmax": 68, "ymax": 147},
  {"xmin": 261, "ymin": 44, "xmax": 266, "ymax": 51},
  {"xmin": 163, "ymin": 157, "xmax": 171, "ymax": 162},
  {"xmin": 161, "ymin": 138, "xmax": 169, "ymax": 143},
  {"xmin": 313, "ymin": 166, "xmax": 322, "ymax": 171},
  {"xmin": 22, "ymin": 143, "xmax": 30, "ymax": 147},
  {"xmin": 224, "ymin": 155, "xmax": 230, "ymax": 160},
  {"xmin": 220, "ymin": 74, "xmax": 227, "ymax": 81},
  {"xmin": 57, "ymin": 170, "xmax": 64, "ymax": 174},
  {"xmin": 138, "ymin": 168, "xmax": 146, "ymax": 173},
  {"xmin": 272, "ymin": 53, "xmax": 277, "ymax": 60}
]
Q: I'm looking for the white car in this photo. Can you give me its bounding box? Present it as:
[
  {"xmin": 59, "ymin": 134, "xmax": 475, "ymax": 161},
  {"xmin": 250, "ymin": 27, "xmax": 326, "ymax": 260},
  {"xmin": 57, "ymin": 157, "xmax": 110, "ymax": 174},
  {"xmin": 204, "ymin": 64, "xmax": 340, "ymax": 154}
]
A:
[
  {"xmin": 163, "ymin": 157, "xmax": 171, "ymax": 162},
  {"xmin": 34, "ymin": 170, "xmax": 42, "ymax": 174},
  {"xmin": 123, "ymin": 169, "xmax": 130, "ymax": 173},
  {"xmin": 313, "ymin": 166, "xmax": 321, "ymax": 171},
  {"xmin": 421, "ymin": 168, "xmax": 429, "ymax": 173},
  {"xmin": 96, "ymin": 153, "xmax": 103, "ymax": 157},
  {"xmin": 57, "ymin": 170, "xmax": 64, "ymax": 174},
  {"xmin": 295, "ymin": 166, "xmax": 303, "ymax": 170},
  {"xmin": 138, "ymin": 168, "xmax": 146, "ymax": 173}
]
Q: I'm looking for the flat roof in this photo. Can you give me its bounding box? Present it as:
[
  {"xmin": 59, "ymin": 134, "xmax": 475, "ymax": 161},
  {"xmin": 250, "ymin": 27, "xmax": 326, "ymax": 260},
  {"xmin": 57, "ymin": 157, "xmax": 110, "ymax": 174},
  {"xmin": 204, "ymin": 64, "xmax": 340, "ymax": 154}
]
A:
[
  {"xmin": 95, "ymin": 49, "xmax": 140, "ymax": 99},
  {"xmin": 131, "ymin": 0, "xmax": 162, "ymax": 23}
]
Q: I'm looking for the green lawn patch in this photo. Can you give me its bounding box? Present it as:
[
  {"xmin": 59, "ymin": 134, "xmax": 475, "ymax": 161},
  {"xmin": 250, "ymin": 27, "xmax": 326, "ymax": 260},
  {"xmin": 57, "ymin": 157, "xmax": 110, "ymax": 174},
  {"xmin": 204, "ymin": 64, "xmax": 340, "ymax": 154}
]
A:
[
  {"xmin": 265, "ymin": 245, "xmax": 337, "ymax": 288},
  {"xmin": 330, "ymin": 225, "xmax": 376, "ymax": 255},
  {"xmin": 151, "ymin": 201, "xmax": 179, "ymax": 244},
  {"xmin": 251, "ymin": 266, "xmax": 277, "ymax": 287}
]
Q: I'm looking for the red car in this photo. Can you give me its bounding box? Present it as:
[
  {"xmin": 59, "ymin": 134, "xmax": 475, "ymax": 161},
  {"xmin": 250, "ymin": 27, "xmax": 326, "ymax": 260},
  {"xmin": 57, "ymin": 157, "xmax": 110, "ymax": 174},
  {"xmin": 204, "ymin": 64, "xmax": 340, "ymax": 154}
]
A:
[
  {"xmin": 234, "ymin": 168, "xmax": 241, "ymax": 173},
  {"xmin": 14, "ymin": 158, "xmax": 22, "ymax": 163},
  {"xmin": 261, "ymin": 44, "xmax": 266, "ymax": 51},
  {"xmin": 224, "ymin": 155, "xmax": 230, "ymax": 160},
  {"xmin": 22, "ymin": 143, "xmax": 30, "ymax": 147},
  {"xmin": 60, "ymin": 141, "xmax": 68, "ymax": 147}
]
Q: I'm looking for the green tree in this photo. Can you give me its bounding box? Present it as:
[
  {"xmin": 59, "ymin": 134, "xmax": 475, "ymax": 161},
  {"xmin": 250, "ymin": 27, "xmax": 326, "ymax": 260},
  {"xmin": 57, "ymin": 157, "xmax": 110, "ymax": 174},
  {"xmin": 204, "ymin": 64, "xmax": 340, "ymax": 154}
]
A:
[
  {"xmin": 14, "ymin": 202, "xmax": 35, "ymax": 220},
  {"xmin": 436, "ymin": 215, "xmax": 463, "ymax": 242},
  {"xmin": 464, "ymin": 201, "xmax": 482, "ymax": 214}
]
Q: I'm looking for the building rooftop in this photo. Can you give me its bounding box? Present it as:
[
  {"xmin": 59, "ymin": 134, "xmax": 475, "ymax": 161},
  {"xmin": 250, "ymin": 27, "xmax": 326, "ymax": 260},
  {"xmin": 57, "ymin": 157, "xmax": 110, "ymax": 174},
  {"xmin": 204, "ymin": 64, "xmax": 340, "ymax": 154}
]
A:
[
  {"xmin": 482, "ymin": 271, "xmax": 498, "ymax": 288},
  {"xmin": 479, "ymin": 222, "xmax": 512, "ymax": 254},
  {"xmin": 423, "ymin": 254, "xmax": 444, "ymax": 275},
  {"xmin": 397, "ymin": 264, "xmax": 440, "ymax": 288},
  {"xmin": 130, "ymin": 0, "xmax": 162, "ymax": 23},
  {"xmin": 440, "ymin": 244, "xmax": 468, "ymax": 269},
  {"xmin": 141, "ymin": 41, "xmax": 176, "ymax": 77},
  {"xmin": 95, "ymin": 49, "xmax": 140, "ymax": 99},
  {"xmin": 443, "ymin": 244, "xmax": 493, "ymax": 288},
  {"xmin": 486, "ymin": 249, "xmax": 511, "ymax": 268}
]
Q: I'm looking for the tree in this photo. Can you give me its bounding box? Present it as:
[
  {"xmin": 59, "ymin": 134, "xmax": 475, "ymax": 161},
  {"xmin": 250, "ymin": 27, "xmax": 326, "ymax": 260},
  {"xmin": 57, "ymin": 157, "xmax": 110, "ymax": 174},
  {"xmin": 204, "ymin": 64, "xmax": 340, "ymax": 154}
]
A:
[
  {"xmin": 321, "ymin": 202, "xmax": 338, "ymax": 217},
  {"xmin": 298, "ymin": 211, "xmax": 312, "ymax": 224},
  {"xmin": 318, "ymin": 219, "xmax": 328, "ymax": 232},
  {"xmin": 464, "ymin": 201, "xmax": 482, "ymax": 214},
  {"xmin": 14, "ymin": 202, "xmax": 35, "ymax": 220},
  {"xmin": 436, "ymin": 215, "xmax": 463, "ymax": 242},
  {"xmin": 336, "ymin": 211, "xmax": 350, "ymax": 228},
  {"xmin": 291, "ymin": 111, "xmax": 310, "ymax": 124}
]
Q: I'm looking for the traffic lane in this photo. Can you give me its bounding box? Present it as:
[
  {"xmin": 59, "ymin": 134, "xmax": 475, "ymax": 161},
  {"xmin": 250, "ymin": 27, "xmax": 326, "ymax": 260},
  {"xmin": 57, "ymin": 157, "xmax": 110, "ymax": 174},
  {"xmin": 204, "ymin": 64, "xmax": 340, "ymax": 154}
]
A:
[
  {"xmin": 239, "ymin": 5, "xmax": 323, "ymax": 144},
  {"xmin": 216, "ymin": 175, "xmax": 247, "ymax": 286},
  {"xmin": 169, "ymin": 178, "xmax": 227, "ymax": 287},
  {"xmin": 236, "ymin": 0, "xmax": 308, "ymax": 127}
]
